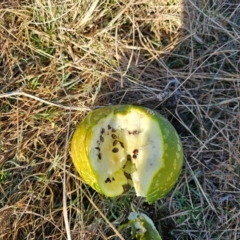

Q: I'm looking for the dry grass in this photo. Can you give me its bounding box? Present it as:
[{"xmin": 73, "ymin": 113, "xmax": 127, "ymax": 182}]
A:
[{"xmin": 0, "ymin": 0, "xmax": 240, "ymax": 239}]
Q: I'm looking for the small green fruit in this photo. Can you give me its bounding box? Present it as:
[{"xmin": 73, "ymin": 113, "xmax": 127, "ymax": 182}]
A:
[
  {"xmin": 127, "ymin": 211, "xmax": 162, "ymax": 240},
  {"xmin": 71, "ymin": 105, "xmax": 183, "ymax": 203}
]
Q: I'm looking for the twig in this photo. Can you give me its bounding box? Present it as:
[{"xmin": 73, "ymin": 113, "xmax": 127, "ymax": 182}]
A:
[
  {"xmin": 62, "ymin": 105, "xmax": 72, "ymax": 240},
  {"xmin": 0, "ymin": 89, "xmax": 91, "ymax": 111}
]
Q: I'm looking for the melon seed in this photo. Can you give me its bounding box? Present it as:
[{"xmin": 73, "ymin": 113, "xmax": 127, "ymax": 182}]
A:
[
  {"xmin": 112, "ymin": 148, "xmax": 119, "ymax": 153},
  {"xmin": 119, "ymin": 142, "xmax": 124, "ymax": 148},
  {"xmin": 105, "ymin": 177, "xmax": 111, "ymax": 183},
  {"xmin": 124, "ymin": 171, "xmax": 132, "ymax": 180},
  {"xmin": 111, "ymin": 134, "xmax": 117, "ymax": 139},
  {"xmin": 113, "ymin": 140, "xmax": 118, "ymax": 146},
  {"xmin": 132, "ymin": 130, "xmax": 139, "ymax": 135},
  {"xmin": 133, "ymin": 149, "xmax": 139, "ymax": 155}
]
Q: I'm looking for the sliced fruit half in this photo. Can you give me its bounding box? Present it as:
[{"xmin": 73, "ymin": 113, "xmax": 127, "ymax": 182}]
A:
[
  {"xmin": 127, "ymin": 211, "xmax": 162, "ymax": 240},
  {"xmin": 71, "ymin": 105, "xmax": 183, "ymax": 203}
]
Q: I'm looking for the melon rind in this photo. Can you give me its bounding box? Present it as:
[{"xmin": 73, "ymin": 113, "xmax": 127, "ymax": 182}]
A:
[
  {"xmin": 71, "ymin": 106, "xmax": 114, "ymax": 194},
  {"xmin": 71, "ymin": 105, "xmax": 183, "ymax": 203},
  {"xmin": 144, "ymin": 113, "xmax": 183, "ymax": 203}
]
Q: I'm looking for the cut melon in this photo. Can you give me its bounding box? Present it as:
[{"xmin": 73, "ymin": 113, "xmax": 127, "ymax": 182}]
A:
[
  {"xmin": 127, "ymin": 211, "xmax": 162, "ymax": 240},
  {"xmin": 71, "ymin": 105, "xmax": 183, "ymax": 203}
]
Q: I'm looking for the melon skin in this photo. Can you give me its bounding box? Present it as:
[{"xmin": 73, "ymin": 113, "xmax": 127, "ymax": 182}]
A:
[
  {"xmin": 144, "ymin": 112, "xmax": 183, "ymax": 203},
  {"xmin": 71, "ymin": 105, "xmax": 183, "ymax": 203}
]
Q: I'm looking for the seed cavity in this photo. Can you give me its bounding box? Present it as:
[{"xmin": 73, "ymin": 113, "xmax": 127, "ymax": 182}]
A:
[
  {"xmin": 112, "ymin": 128, "xmax": 116, "ymax": 132},
  {"xmin": 111, "ymin": 134, "xmax": 117, "ymax": 139},
  {"xmin": 98, "ymin": 153, "xmax": 102, "ymax": 160},
  {"xmin": 95, "ymin": 147, "xmax": 100, "ymax": 151},
  {"xmin": 133, "ymin": 155, "xmax": 137, "ymax": 159},
  {"xmin": 101, "ymin": 128, "xmax": 105, "ymax": 134},
  {"xmin": 127, "ymin": 154, "xmax": 132, "ymax": 161},
  {"xmin": 113, "ymin": 140, "xmax": 118, "ymax": 146},
  {"xmin": 108, "ymin": 125, "xmax": 111, "ymax": 130},
  {"xmin": 100, "ymin": 136, "xmax": 104, "ymax": 142},
  {"xmin": 112, "ymin": 148, "xmax": 119, "ymax": 153}
]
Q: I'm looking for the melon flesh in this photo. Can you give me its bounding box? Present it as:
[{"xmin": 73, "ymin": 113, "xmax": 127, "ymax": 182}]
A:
[
  {"xmin": 89, "ymin": 109, "xmax": 163, "ymax": 197},
  {"xmin": 71, "ymin": 105, "xmax": 183, "ymax": 203}
]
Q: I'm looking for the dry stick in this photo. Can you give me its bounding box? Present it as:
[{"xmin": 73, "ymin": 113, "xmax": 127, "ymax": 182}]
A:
[
  {"xmin": 62, "ymin": 105, "xmax": 72, "ymax": 240},
  {"xmin": 0, "ymin": 89, "xmax": 91, "ymax": 111}
]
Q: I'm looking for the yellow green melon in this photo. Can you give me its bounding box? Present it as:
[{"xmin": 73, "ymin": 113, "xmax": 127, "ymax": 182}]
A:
[{"xmin": 71, "ymin": 105, "xmax": 183, "ymax": 203}]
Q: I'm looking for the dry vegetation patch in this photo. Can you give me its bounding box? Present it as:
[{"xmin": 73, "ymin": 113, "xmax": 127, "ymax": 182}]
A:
[{"xmin": 0, "ymin": 0, "xmax": 240, "ymax": 239}]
